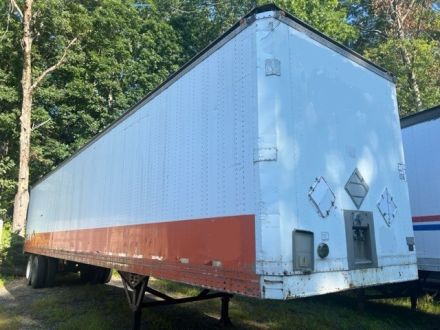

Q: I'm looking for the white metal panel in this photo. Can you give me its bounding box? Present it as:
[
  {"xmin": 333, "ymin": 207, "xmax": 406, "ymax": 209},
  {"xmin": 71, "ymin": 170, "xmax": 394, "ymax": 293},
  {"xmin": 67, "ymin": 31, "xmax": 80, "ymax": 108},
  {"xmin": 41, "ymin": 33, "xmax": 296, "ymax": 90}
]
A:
[
  {"xmin": 254, "ymin": 14, "xmax": 284, "ymax": 275},
  {"xmin": 255, "ymin": 13, "xmax": 417, "ymax": 296},
  {"xmin": 402, "ymin": 118, "xmax": 440, "ymax": 271},
  {"xmin": 278, "ymin": 263, "xmax": 416, "ymax": 299},
  {"xmin": 403, "ymin": 120, "xmax": 440, "ymax": 216},
  {"xmin": 26, "ymin": 9, "xmax": 418, "ymax": 299},
  {"xmin": 27, "ymin": 25, "xmax": 258, "ymax": 234}
]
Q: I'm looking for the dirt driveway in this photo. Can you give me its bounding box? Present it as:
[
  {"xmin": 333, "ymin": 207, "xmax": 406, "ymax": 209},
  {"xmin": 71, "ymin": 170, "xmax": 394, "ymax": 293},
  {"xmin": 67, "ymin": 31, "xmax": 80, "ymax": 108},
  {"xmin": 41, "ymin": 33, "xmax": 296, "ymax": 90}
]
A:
[
  {"xmin": 0, "ymin": 275, "xmax": 240, "ymax": 330},
  {"xmin": 1, "ymin": 275, "xmax": 440, "ymax": 330}
]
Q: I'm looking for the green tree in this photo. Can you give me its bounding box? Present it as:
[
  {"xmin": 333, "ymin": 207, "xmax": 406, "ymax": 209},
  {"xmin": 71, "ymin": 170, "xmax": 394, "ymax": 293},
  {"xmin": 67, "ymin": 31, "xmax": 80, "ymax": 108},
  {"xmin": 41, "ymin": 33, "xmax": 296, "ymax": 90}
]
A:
[
  {"xmin": 29, "ymin": 0, "xmax": 182, "ymax": 175},
  {"xmin": 346, "ymin": 0, "xmax": 440, "ymax": 114},
  {"xmin": 6, "ymin": 0, "xmax": 89, "ymax": 235},
  {"xmin": 1, "ymin": 1, "xmax": 23, "ymax": 220},
  {"xmin": 275, "ymin": 0, "xmax": 358, "ymax": 44},
  {"xmin": 156, "ymin": 0, "xmax": 357, "ymax": 62},
  {"xmin": 155, "ymin": 0, "xmax": 255, "ymax": 61},
  {"xmin": 0, "ymin": 0, "xmax": 182, "ymax": 231}
]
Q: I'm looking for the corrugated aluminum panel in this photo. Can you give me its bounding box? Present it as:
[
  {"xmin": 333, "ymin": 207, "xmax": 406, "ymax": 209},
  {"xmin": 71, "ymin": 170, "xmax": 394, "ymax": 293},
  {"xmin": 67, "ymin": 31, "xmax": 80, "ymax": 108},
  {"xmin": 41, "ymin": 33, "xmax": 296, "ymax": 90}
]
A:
[
  {"xmin": 25, "ymin": 6, "xmax": 418, "ymax": 299},
  {"xmin": 402, "ymin": 115, "xmax": 440, "ymax": 272},
  {"xmin": 27, "ymin": 24, "xmax": 258, "ymax": 234}
]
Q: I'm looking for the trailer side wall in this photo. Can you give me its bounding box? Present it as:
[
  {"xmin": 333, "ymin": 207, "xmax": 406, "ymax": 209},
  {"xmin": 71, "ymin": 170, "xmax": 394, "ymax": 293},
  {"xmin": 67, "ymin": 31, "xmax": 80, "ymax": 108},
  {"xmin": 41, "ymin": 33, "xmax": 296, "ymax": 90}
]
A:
[
  {"xmin": 25, "ymin": 21, "xmax": 261, "ymax": 296},
  {"xmin": 403, "ymin": 117, "xmax": 440, "ymax": 272}
]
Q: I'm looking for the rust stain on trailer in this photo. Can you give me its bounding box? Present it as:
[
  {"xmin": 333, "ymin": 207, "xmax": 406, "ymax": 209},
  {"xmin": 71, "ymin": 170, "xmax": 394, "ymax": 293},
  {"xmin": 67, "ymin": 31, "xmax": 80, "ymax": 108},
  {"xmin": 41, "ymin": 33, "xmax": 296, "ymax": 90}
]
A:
[{"xmin": 25, "ymin": 215, "xmax": 260, "ymax": 297}]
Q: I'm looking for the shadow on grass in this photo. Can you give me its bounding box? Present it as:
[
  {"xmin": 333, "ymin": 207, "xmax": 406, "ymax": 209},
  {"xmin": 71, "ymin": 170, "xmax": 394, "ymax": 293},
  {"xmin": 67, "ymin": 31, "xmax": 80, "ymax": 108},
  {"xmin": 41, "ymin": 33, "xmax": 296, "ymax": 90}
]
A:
[
  {"xmin": 149, "ymin": 280, "xmax": 440, "ymax": 330},
  {"xmin": 1, "ymin": 275, "xmax": 439, "ymax": 330}
]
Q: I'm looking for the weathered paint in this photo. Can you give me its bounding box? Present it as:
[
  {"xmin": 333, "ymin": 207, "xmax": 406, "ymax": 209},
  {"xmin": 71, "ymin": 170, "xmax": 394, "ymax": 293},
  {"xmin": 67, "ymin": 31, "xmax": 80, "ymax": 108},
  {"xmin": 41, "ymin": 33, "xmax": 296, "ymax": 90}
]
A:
[
  {"xmin": 25, "ymin": 7, "xmax": 418, "ymax": 300},
  {"xmin": 25, "ymin": 215, "xmax": 260, "ymax": 296},
  {"xmin": 252, "ymin": 10, "xmax": 417, "ymax": 291}
]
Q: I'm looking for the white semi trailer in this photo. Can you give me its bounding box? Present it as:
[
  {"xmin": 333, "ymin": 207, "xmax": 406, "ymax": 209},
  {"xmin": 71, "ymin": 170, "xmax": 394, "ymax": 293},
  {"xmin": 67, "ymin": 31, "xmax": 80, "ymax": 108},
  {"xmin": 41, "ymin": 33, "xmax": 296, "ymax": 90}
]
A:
[
  {"xmin": 401, "ymin": 105, "xmax": 440, "ymax": 290},
  {"xmin": 24, "ymin": 4, "xmax": 418, "ymax": 327}
]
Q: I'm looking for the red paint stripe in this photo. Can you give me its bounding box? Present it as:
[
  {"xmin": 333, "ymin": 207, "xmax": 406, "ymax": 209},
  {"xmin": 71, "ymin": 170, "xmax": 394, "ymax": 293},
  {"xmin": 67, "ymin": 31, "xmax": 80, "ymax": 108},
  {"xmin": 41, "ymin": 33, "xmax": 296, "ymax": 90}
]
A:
[
  {"xmin": 24, "ymin": 215, "xmax": 260, "ymax": 297},
  {"xmin": 412, "ymin": 215, "xmax": 440, "ymax": 223}
]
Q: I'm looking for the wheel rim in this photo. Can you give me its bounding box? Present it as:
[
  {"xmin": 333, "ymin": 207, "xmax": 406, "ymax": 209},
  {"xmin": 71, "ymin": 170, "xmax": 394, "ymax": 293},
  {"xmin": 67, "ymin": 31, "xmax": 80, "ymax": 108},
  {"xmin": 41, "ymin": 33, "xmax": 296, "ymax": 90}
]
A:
[{"xmin": 26, "ymin": 256, "xmax": 32, "ymax": 279}]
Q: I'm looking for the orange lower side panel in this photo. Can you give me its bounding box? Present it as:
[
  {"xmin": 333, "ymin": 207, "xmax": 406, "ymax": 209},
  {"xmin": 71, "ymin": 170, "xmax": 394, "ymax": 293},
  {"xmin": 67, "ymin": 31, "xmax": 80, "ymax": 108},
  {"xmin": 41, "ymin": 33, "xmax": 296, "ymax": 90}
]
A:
[{"xmin": 24, "ymin": 215, "xmax": 260, "ymax": 297}]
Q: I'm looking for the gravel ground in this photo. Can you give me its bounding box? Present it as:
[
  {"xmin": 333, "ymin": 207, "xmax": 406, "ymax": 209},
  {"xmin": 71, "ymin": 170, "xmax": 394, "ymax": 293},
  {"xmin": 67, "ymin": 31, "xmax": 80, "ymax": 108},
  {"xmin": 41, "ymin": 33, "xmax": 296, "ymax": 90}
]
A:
[
  {"xmin": 0, "ymin": 275, "xmax": 134, "ymax": 329},
  {"xmin": 0, "ymin": 275, "xmax": 230, "ymax": 329},
  {"xmin": 1, "ymin": 274, "xmax": 440, "ymax": 330}
]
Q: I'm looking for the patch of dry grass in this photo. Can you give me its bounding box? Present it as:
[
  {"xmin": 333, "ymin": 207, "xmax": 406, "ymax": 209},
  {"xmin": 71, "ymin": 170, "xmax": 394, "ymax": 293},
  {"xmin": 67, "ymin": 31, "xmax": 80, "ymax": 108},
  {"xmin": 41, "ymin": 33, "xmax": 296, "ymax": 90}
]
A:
[{"xmin": 0, "ymin": 275, "xmax": 438, "ymax": 329}]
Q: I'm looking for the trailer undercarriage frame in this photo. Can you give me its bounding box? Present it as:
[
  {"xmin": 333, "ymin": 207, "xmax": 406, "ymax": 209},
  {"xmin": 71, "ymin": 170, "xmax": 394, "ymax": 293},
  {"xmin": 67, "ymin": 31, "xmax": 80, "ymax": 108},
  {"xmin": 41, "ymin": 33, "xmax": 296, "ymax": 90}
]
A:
[
  {"xmin": 118, "ymin": 271, "xmax": 233, "ymax": 330},
  {"xmin": 356, "ymin": 280, "xmax": 420, "ymax": 311}
]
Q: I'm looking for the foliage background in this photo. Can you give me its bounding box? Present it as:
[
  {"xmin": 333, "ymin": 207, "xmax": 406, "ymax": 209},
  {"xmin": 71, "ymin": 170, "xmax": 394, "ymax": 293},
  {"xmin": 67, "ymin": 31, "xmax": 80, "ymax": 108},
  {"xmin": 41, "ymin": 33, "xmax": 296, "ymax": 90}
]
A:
[{"xmin": 0, "ymin": 0, "xmax": 439, "ymax": 221}]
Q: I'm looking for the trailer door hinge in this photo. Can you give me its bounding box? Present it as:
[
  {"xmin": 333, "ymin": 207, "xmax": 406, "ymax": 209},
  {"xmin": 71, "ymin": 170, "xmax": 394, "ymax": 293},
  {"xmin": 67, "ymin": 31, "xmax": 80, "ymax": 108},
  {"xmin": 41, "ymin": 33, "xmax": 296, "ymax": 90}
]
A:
[
  {"xmin": 254, "ymin": 147, "xmax": 277, "ymax": 163},
  {"xmin": 265, "ymin": 58, "xmax": 281, "ymax": 76},
  {"xmin": 398, "ymin": 163, "xmax": 407, "ymax": 181}
]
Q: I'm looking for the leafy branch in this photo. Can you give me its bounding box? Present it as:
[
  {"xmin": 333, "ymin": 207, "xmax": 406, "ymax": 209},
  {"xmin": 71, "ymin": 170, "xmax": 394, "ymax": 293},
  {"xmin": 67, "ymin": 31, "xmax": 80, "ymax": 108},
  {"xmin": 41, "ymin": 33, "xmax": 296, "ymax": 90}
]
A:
[{"xmin": 31, "ymin": 37, "xmax": 78, "ymax": 90}]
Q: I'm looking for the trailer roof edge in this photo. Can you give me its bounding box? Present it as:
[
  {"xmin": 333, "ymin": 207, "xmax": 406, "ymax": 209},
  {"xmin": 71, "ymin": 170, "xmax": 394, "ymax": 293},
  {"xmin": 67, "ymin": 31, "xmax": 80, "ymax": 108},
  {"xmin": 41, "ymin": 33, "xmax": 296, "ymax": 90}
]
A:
[
  {"xmin": 401, "ymin": 104, "xmax": 440, "ymax": 129},
  {"xmin": 30, "ymin": 4, "xmax": 394, "ymax": 189},
  {"xmin": 257, "ymin": 4, "xmax": 394, "ymax": 82}
]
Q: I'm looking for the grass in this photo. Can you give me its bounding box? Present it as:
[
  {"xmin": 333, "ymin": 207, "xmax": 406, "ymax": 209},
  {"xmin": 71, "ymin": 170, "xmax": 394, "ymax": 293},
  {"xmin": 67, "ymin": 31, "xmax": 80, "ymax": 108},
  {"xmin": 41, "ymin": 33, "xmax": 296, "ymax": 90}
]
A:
[
  {"xmin": 148, "ymin": 279, "xmax": 440, "ymax": 329},
  {"xmin": 0, "ymin": 275, "xmax": 439, "ymax": 329},
  {"xmin": 0, "ymin": 273, "xmax": 22, "ymax": 330},
  {"xmin": 0, "ymin": 273, "xmax": 14, "ymax": 288},
  {"xmin": 0, "ymin": 307, "xmax": 21, "ymax": 330},
  {"xmin": 383, "ymin": 294, "xmax": 440, "ymax": 314}
]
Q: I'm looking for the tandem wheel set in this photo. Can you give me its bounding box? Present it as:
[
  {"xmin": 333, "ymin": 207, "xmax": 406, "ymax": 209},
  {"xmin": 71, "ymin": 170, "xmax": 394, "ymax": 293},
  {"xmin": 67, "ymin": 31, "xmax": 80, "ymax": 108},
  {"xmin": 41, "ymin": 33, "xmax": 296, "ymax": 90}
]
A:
[{"xmin": 25, "ymin": 254, "xmax": 234, "ymax": 329}]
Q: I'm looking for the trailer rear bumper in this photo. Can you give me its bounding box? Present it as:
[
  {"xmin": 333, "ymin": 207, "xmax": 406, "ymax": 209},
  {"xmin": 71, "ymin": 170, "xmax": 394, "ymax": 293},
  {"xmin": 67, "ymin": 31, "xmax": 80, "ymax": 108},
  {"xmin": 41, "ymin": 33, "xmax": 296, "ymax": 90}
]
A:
[{"xmin": 262, "ymin": 263, "xmax": 419, "ymax": 300}]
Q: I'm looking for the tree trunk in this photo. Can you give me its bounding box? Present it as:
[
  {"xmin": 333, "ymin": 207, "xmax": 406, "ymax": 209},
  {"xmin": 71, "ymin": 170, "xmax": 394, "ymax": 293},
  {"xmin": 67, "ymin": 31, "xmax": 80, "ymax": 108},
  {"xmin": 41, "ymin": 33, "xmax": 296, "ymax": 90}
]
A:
[
  {"xmin": 391, "ymin": 0, "xmax": 423, "ymax": 111},
  {"xmin": 12, "ymin": 0, "xmax": 33, "ymax": 236},
  {"xmin": 399, "ymin": 44, "xmax": 423, "ymax": 111}
]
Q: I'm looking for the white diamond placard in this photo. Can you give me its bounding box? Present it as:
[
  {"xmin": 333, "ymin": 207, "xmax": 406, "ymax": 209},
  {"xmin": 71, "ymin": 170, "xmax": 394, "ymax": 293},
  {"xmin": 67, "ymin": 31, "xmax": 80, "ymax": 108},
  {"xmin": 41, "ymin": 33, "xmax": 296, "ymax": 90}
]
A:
[
  {"xmin": 308, "ymin": 177, "xmax": 335, "ymax": 218},
  {"xmin": 345, "ymin": 168, "xmax": 369, "ymax": 209},
  {"xmin": 377, "ymin": 188, "xmax": 397, "ymax": 226}
]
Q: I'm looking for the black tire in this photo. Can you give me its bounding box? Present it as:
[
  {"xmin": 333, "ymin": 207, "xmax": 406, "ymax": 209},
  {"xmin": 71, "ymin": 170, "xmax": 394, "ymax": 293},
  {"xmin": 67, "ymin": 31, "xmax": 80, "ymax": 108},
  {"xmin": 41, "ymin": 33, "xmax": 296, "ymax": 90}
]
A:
[
  {"xmin": 26, "ymin": 255, "xmax": 34, "ymax": 286},
  {"xmin": 80, "ymin": 265, "xmax": 111, "ymax": 284},
  {"xmin": 103, "ymin": 268, "xmax": 112, "ymax": 284},
  {"xmin": 89, "ymin": 267, "xmax": 101, "ymax": 284},
  {"xmin": 31, "ymin": 255, "xmax": 48, "ymax": 289},
  {"xmin": 80, "ymin": 265, "xmax": 93, "ymax": 283},
  {"xmin": 90, "ymin": 266, "xmax": 107, "ymax": 284},
  {"xmin": 99, "ymin": 268, "xmax": 112, "ymax": 284},
  {"xmin": 45, "ymin": 257, "xmax": 58, "ymax": 288}
]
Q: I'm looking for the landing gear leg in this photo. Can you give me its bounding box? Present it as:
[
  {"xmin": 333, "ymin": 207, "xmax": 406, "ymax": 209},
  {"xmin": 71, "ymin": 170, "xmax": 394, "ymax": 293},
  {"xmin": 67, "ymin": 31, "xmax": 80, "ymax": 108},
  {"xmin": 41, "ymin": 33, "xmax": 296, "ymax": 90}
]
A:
[
  {"xmin": 119, "ymin": 271, "xmax": 235, "ymax": 329},
  {"xmin": 119, "ymin": 271, "xmax": 149, "ymax": 330},
  {"xmin": 220, "ymin": 294, "xmax": 232, "ymax": 326},
  {"xmin": 357, "ymin": 288, "xmax": 365, "ymax": 312},
  {"xmin": 410, "ymin": 281, "xmax": 419, "ymax": 311}
]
